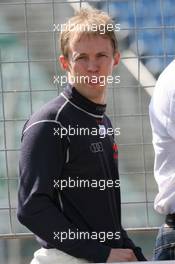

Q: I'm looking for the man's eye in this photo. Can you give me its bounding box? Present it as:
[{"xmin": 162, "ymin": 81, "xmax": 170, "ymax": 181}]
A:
[
  {"xmin": 76, "ymin": 56, "xmax": 86, "ymax": 60},
  {"xmin": 98, "ymin": 54, "xmax": 107, "ymax": 57}
]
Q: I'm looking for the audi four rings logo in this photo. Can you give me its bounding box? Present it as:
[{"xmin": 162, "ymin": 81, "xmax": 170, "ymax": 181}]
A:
[{"xmin": 90, "ymin": 142, "xmax": 103, "ymax": 153}]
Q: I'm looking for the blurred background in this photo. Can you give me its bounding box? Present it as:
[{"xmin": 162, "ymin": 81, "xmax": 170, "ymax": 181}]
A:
[{"xmin": 0, "ymin": 0, "xmax": 175, "ymax": 263}]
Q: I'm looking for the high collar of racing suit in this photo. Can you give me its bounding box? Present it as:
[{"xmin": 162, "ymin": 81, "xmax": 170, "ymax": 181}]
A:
[{"xmin": 63, "ymin": 84, "xmax": 107, "ymax": 119}]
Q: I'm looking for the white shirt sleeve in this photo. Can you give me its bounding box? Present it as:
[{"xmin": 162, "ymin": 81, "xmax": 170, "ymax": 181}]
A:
[{"xmin": 149, "ymin": 60, "xmax": 175, "ymax": 215}]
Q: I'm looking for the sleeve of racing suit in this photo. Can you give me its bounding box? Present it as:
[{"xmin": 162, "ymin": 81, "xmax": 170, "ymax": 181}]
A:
[
  {"xmin": 121, "ymin": 228, "xmax": 147, "ymax": 261},
  {"xmin": 17, "ymin": 121, "xmax": 111, "ymax": 263},
  {"xmin": 105, "ymin": 116, "xmax": 147, "ymax": 261}
]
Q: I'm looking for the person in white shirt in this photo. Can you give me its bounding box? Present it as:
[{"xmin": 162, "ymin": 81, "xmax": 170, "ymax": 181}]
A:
[{"xmin": 149, "ymin": 60, "xmax": 175, "ymax": 260}]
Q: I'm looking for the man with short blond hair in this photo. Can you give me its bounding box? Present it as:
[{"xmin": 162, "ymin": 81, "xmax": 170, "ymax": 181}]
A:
[{"xmin": 17, "ymin": 8, "xmax": 146, "ymax": 263}]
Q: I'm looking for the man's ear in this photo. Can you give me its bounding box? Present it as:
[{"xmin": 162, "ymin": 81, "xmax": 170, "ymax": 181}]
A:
[
  {"xmin": 113, "ymin": 52, "xmax": 120, "ymax": 66},
  {"xmin": 59, "ymin": 55, "xmax": 69, "ymax": 71}
]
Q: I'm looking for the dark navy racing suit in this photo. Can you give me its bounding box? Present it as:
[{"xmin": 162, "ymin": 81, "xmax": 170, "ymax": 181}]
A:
[{"xmin": 17, "ymin": 84, "xmax": 146, "ymax": 262}]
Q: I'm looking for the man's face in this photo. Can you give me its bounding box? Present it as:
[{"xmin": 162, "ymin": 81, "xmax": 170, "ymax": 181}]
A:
[{"xmin": 60, "ymin": 34, "xmax": 120, "ymax": 102}]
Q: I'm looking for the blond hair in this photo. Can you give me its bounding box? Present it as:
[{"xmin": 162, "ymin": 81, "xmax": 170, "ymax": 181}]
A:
[{"xmin": 59, "ymin": 8, "xmax": 119, "ymax": 58}]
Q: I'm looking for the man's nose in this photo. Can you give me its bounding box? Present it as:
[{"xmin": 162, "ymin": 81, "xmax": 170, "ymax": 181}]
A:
[{"xmin": 87, "ymin": 60, "xmax": 99, "ymax": 72}]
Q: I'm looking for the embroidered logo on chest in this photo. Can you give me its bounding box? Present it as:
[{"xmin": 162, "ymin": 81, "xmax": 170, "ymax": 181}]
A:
[{"xmin": 90, "ymin": 142, "xmax": 103, "ymax": 153}]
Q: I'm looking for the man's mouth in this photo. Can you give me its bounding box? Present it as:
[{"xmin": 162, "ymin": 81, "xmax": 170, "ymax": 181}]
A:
[
  {"xmin": 88, "ymin": 80, "xmax": 99, "ymax": 85},
  {"xmin": 85, "ymin": 76, "xmax": 101, "ymax": 85}
]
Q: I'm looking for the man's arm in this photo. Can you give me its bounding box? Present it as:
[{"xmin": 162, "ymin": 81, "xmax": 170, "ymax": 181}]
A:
[
  {"xmin": 17, "ymin": 121, "xmax": 111, "ymax": 263},
  {"xmin": 120, "ymin": 228, "xmax": 147, "ymax": 261},
  {"xmin": 149, "ymin": 76, "xmax": 175, "ymax": 215},
  {"xmin": 104, "ymin": 116, "xmax": 147, "ymax": 261},
  {"xmin": 105, "ymin": 229, "xmax": 146, "ymax": 262}
]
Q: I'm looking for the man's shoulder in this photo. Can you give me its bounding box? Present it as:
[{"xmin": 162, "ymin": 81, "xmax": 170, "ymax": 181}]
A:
[
  {"xmin": 161, "ymin": 60, "xmax": 175, "ymax": 78},
  {"xmin": 151, "ymin": 60, "xmax": 175, "ymax": 106},
  {"xmin": 156, "ymin": 60, "xmax": 175, "ymax": 91},
  {"xmin": 23, "ymin": 93, "xmax": 69, "ymax": 134},
  {"xmin": 104, "ymin": 114, "xmax": 113, "ymax": 127}
]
